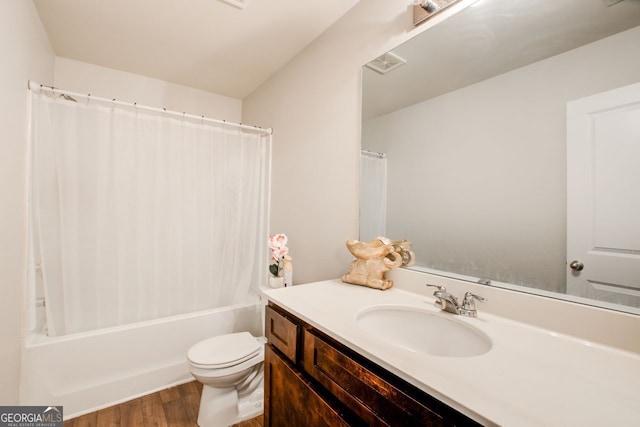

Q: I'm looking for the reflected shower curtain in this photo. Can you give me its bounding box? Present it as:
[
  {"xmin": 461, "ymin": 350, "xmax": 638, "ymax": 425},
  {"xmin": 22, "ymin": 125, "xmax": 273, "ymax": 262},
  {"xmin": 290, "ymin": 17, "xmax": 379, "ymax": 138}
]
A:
[
  {"xmin": 359, "ymin": 152, "xmax": 387, "ymax": 242},
  {"xmin": 29, "ymin": 92, "xmax": 269, "ymax": 336}
]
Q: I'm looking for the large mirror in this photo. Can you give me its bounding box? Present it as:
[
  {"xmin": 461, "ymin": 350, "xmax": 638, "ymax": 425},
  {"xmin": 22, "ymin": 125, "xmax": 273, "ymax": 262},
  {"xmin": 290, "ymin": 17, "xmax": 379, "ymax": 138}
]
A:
[{"xmin": 361, "ymin": 0, "xmax": 640, "ymax": 313}]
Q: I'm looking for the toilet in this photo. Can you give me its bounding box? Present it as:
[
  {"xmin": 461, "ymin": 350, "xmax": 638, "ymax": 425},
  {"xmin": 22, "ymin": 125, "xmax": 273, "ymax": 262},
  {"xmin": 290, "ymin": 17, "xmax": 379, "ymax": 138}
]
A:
[{"xmin": 188, "ymin": 332, "xmax": 266, "ymax": 427}]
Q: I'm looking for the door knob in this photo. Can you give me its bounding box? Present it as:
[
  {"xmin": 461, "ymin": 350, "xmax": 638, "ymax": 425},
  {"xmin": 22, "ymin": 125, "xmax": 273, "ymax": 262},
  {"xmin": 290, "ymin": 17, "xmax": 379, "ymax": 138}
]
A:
[{"xmin": 569, "ymin": 260, "xmax": 584, "ymax": 271}]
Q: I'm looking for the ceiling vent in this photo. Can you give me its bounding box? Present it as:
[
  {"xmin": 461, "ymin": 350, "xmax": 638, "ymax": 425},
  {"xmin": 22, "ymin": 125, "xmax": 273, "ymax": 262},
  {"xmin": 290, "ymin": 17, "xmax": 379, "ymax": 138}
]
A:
[
  {"xmin": 365, "ymin": 52, "xmax": 407, "ymax": 75},
  {"xmin": 220, "ymin": 0, "xmax": 250, "ymax": 9}
]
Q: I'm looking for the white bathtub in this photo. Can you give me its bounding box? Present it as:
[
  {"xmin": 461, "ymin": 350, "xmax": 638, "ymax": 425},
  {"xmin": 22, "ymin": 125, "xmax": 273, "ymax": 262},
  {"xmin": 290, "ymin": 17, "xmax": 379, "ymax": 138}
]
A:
[{"xmin": 20, "ymin": 297, "xmax": 264, "ymax": 419}]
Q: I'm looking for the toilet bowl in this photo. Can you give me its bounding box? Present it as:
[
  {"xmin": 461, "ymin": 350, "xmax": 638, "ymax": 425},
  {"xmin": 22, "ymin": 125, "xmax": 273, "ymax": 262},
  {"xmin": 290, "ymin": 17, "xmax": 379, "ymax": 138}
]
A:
[{"xmin": 188, "ymin": 332, "xmax": 266, "ymax": 427}]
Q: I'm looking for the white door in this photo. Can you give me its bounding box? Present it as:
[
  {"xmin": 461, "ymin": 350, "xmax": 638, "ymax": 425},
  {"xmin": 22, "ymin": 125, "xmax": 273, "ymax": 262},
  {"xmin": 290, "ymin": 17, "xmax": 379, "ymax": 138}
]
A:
[{"xmin": 566, "ymin": 82, "xmax": 640, "ymax": 307}]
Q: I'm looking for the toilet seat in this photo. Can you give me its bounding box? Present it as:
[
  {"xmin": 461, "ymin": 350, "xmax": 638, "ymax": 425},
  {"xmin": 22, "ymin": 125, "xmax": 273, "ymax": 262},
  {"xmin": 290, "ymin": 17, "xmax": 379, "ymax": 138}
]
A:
[
  {"xmin": 188, "ymin": 332, "xmax": 262, "ymax": 369},
  {"xmin": 189, "ymin": 349, "xmax": 264, "ymax": 379}
]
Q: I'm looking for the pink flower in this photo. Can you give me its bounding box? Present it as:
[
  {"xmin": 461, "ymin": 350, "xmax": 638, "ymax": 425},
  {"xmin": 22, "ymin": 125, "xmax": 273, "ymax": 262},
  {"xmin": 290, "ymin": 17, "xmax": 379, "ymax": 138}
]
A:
[
  {"xmin": 269, "ymin": 234, "xmax": 288, "ymax": 250},
  {"xmin": 269, "ymin": 234, "xmax": 289, "ymax": 277},
  {"xmin": 271, "ymin": 246, "xmax": 289, "ymax": 262}
]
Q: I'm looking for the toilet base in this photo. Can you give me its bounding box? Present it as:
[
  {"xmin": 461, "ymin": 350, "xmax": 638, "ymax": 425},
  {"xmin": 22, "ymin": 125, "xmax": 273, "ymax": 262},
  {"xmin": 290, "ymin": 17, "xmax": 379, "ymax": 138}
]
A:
[
  {"xmin": 237, "ymin": 379, "xmax": 264, "ymax": 421},
  {"xmin": 197, "ymin": 380, "xmax": 264, "ymax": 427}
]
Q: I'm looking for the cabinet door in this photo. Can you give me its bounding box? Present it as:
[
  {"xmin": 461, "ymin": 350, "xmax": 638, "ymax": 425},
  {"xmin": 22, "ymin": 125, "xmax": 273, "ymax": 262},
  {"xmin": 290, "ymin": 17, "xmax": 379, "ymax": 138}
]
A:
[
  {"xmin": 303, "ymin": 329, "xmax": 445, "ymax": 427},
  {"xmin": 264, "ymin": 345, "xmax": 350, "ymax": 427}
]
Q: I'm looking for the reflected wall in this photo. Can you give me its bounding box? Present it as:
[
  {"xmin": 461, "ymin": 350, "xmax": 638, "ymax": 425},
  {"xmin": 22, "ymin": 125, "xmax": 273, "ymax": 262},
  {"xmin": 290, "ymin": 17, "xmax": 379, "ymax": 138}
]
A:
[{"xmin": 362, "ymin": 26, "xmax": 640, "ymax": 293}]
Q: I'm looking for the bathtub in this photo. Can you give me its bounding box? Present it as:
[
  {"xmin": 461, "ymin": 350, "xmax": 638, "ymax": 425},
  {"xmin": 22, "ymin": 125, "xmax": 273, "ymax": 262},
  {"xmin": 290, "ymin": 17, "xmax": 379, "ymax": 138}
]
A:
[{"xmin": 20, "ymin": 296, "xmax": 264, "ymax": 419}]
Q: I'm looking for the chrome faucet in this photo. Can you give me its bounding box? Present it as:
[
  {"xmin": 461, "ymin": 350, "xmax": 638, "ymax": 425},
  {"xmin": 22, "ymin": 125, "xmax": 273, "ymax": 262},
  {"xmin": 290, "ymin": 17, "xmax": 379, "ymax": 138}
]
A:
[
  {"xmin": 426, "ymin": 284, "xmax": 486, "ymax": 318},
  {"xmin": 426, "ymin": 284, "xmax": 460, "ymax": 314}
]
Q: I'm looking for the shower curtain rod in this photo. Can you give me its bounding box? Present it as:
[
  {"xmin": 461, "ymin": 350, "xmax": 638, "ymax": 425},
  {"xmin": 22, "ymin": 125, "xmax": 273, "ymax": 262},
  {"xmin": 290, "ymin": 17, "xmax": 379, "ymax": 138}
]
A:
[
  {"xmin": 361, "ymin": 149, "xmax": 386, "ymax": 159},
  {"xmin": 28, "ymin": 80, "xmax": 273, "ymax": 136}
]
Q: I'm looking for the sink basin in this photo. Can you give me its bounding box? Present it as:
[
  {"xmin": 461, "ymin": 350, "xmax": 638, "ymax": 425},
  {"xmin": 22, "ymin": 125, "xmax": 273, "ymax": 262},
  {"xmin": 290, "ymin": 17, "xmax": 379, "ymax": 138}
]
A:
[{"xmin": 356, "ymin": 305, "xmax": 492, "ymax": 357}]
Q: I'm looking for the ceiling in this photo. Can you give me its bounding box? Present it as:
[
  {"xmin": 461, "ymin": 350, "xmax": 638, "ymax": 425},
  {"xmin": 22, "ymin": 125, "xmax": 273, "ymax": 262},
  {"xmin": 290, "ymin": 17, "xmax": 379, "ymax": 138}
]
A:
[
  {"xmin": 34, "ymin": 0, "xmax": 361, "ymax": 99},
  {"xmin": 363, "ymin": 0, "xmax": 640, "ymax": 120}
]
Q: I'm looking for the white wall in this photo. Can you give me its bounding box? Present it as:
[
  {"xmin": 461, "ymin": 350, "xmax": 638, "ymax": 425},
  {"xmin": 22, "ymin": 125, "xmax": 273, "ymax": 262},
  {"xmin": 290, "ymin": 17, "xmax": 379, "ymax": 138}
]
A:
[
  {"xmin": 362, "ymin": 26, "xmax": 640, "ymax": 292},
  {"xmin": 0, "ymin": 0, "xmax": 54, "ymax": 404},
  {"xmin": 54, "ymin": 57, "xmax": 242, "ymax": 122},
  {"xmin": 242, "ymin": 1, "xmax": 474, "ymax": 284}
]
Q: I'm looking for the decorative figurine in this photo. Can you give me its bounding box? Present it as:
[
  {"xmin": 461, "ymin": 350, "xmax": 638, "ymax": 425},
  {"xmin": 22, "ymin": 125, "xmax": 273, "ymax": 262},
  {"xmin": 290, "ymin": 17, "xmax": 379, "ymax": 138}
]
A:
[{"xmin": 341, "ymin": 237, "xmax": 414, "ymax": 290}]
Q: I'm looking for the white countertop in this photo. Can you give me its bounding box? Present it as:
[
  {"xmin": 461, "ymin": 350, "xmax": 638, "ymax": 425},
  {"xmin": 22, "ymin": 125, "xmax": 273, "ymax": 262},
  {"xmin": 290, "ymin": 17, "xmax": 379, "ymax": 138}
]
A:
[{"xmin": 263, "ymin": 280, "xmax": 640, "ymax": 427}]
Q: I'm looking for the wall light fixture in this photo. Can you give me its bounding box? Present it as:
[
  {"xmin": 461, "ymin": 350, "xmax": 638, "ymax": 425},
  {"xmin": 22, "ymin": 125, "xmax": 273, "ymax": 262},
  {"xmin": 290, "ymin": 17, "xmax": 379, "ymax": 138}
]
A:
[{"xmin": 412, "ymin": 0, "xmax": 462, "ymax": 26}]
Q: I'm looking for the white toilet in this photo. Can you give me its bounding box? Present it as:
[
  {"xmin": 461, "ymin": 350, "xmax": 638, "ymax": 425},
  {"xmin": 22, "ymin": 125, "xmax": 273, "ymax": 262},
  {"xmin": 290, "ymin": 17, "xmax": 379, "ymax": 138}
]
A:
[{"xmin": 188, "ymin": 332, "xmax": 266, "ymax": 427}]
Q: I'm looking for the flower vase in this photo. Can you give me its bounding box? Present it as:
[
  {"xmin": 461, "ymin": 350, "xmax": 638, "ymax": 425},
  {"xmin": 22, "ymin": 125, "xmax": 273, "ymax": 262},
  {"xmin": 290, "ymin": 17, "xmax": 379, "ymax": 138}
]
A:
[{"xmin": 268, "ymin": 276, "xmax": 285, "ymax": 288}]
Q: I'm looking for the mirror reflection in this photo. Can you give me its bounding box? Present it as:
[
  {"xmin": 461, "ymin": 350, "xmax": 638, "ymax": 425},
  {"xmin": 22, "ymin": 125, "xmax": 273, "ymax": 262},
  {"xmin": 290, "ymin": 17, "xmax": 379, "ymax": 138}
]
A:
[{"xmin": 360, "ymin": 0, "xmax": 640, "ymax": 313}]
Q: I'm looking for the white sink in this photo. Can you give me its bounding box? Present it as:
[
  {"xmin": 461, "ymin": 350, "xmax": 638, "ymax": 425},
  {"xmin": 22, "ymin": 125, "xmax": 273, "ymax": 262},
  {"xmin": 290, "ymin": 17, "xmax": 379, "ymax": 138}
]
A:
[{"xmin": 356, "ymin": 305, "xmax": 492, "ymax": 357}]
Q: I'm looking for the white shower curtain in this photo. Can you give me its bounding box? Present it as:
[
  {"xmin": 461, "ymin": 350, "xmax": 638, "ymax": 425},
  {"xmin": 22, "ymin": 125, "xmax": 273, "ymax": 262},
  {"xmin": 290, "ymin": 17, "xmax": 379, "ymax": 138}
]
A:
[
  {"xmin": 360, "ymin": 152, "xmax": 387, "ymax": 242},
  {"xmin": 29, "ymin": 91, "xmax": 269, "ymax": 336}
]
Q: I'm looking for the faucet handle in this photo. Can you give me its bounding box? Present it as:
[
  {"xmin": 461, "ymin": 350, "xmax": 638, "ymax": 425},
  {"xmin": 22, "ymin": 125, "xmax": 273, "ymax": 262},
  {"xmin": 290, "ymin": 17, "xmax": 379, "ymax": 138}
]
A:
[
  {"xmin": 462, "ymin": 292, "xmax": 486, "ymax": 307},
  {"xmin": 425, "ymin": 284, "xmax": 450, "ymax": 311},
  {"xmin": 425, "ymin": 283, "xmax": 446, "ymax": 292},
  {"xmin": 460, "ymin": 292, "xmax": 486, "ymax": 317}
]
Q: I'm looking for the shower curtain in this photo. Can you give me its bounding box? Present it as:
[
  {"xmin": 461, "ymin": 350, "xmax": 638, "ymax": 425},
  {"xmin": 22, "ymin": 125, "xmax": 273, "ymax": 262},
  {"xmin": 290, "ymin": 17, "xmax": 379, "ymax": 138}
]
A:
[
  {"xmin": 360, "ymin": 151, "xmax": 387, "ymax": 242},
  {"xmin": 28, "ymin": 91, "xmax": 269, "ymax": 336}
]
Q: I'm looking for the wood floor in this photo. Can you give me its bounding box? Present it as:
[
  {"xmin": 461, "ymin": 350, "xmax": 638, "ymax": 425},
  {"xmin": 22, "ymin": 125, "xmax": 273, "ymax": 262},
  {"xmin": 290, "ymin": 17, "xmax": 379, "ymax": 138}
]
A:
[{"xmin": 63, "ymin": 381, "xmax": 264, "ymax": 427}]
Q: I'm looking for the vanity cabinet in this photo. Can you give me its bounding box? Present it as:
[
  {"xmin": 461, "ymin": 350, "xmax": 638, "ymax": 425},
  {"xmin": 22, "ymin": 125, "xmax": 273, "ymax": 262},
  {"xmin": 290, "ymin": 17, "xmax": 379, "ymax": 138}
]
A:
[{"xmin": 264, "ymin": 302, "xmax": 481, "ymax": 427}]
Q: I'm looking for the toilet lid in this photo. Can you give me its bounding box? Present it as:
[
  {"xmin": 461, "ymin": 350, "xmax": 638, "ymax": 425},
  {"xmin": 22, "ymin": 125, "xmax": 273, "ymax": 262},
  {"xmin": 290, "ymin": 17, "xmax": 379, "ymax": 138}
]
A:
[{"xmin": 188, "ymin": 332, "xmax": 261, "ymax": 368}]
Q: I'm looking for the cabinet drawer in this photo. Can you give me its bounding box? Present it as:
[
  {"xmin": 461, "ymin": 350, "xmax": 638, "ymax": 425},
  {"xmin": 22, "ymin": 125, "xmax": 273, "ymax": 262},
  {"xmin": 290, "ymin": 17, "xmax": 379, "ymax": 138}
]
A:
[
  {"xmin": 303, "ymin": 328, "xmax": 445, "ymax": 427},
  {"xmin": 266, "ymin": 304, "xmax": 299, "ymax": 363}
]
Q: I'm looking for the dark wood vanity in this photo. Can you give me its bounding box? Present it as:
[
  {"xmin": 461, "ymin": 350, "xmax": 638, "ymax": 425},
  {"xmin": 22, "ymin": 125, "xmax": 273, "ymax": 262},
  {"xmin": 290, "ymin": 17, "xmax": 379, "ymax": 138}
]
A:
[{"xmin": 264, "ymin": 302, "xmax": 482, "ymax": 426}]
